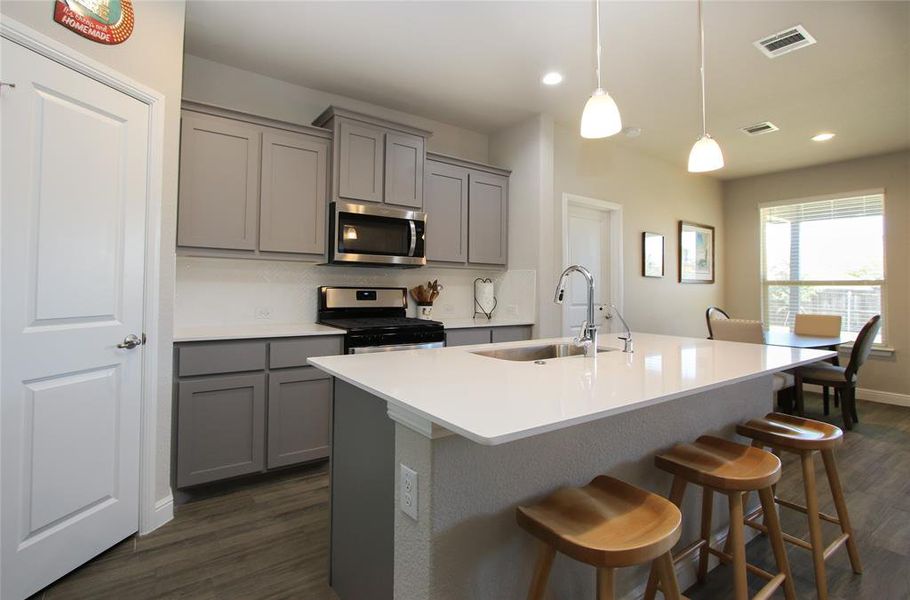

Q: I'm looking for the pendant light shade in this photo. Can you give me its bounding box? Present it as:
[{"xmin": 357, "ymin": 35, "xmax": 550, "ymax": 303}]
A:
[
  {"xmin": 581, "ymin": 88, "xmax": 622, "ymax": 138},
  {"xmin": 687, "ymin": 0, "xmax": 724, "ymax": 173},
  {"xmin": 688, "ymin": 134, "xmax": 724, "ymax": 172},
  {"xmin": 579, "ymin": 0, "xmax": 621, "ymax": 139}
]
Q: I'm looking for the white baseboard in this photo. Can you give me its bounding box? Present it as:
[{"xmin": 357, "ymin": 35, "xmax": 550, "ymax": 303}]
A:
[
  {"xmin": 140, "ymin": 493, "xmax": 174, "ymax": 535},
  {"xmin": 802, "ymin": 384, "xmax": 910, "ymax": 407}
]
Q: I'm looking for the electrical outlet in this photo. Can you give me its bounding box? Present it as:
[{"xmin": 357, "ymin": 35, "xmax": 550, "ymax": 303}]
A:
[
  {"xmin": 254, "ymin": 307, "xmax": 271, "ymax": 320},
  {"xmin": 505, "ymin": 304, "xmax": 519, "ymax": 317},
  {"xmin": 400, "ymin": 464, "xmax": 418, "ymax": 521}
]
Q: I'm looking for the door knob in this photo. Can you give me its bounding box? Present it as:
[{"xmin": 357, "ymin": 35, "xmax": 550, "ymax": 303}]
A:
[{"xmin": 117, "ymin": 334, "xmax": 143, "ymax": 349}]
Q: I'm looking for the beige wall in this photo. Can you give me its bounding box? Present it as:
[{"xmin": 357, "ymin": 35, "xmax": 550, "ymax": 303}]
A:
[
  {"xmin": 722, "ymin": 150, "xmax": 910, "ymax": 395},
  {"xmin": 1, "ymin": 1, "xmax": 186, "ymax": 506},
  {"xmin": 182, "ymin": 54, "xmax": 489, "ymax": 163},
  {"xmin": 551, "ymin": 124, "xmax": 725, "ymax": 338}
]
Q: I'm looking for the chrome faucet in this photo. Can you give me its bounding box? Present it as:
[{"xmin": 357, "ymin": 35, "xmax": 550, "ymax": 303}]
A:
[
  {"xmin": 611, "ymin": 304, "xmax": 634, "ymax": 353},
  {"xmin": 554, "ymin": 265, "xmax": 599, "ymax": 358}
]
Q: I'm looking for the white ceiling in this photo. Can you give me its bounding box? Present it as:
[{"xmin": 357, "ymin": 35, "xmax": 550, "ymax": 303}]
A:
[{"xmin": 184, "ymin": 1, "xmax": 910, "ymax": 179}]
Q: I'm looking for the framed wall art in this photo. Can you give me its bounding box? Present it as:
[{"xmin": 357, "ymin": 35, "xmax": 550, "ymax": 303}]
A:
[
  {"xmin": 678, "ymin": 221, "xmax": 715, "ymax": 284},
  {"xmin": 642, "ymin": 232, "xmax": 664, "ymax": 278}
]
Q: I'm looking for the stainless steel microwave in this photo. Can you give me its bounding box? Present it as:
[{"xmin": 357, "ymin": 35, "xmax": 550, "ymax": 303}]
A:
[{"xmin": 328, "ymin": 201, "xmax": 427, "ymax": 267}]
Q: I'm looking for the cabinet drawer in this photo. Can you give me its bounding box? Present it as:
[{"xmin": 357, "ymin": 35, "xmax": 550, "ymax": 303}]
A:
[
  {"xmin": 270, "ymin": 336, "xmax": 343, "ymax": 369},
  {"xmin": 491, "ymin": 326, "xmax": 533, "ymax": 343},
  {"xmin": 178, "ymin": 341, "xmax": 267, "ymax": 377},
  {"xmin": 445, "ymin": 328, "xmax": 492, "ymax": 347}
]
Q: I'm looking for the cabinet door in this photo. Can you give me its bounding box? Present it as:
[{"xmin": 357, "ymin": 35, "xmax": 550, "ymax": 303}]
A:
[
  {"xmin": 177, "ymin": 373, "xmax": 266, "ymax": 487},
  {"xmin": 178, "ymin": 112, "xmax": 260, "ymax": 250},
  {"xmin": 268, "ymin": 368, "xmax": 332, "ymax": 468},
  {"xmin": 259, "ymin": 129, "xmax": 329, "ymax": 254},
  {"xmin": 445, "ymin": 328, "xmax": 492, "ymax": 347},
  {"xmin": 424, "ymin": 161, "xmax": 468, "ymax": 263},
  {"xmin": 491, "ymin": 326, "xmax": 532, "ymax": 343},
  {"xmin": 337, "ymin": 119, "xmax": 384, "ymax": 203},
  {"xmin": 384, "ymin": 132, "xmax": 424, "ymax": 208},
  {"xmin": 468, "ymin": 172, "xmax": 508, "ymax": 265}
]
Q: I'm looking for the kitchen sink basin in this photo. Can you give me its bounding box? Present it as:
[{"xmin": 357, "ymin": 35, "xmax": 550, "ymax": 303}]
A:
[{"xmin": 470, "ymin": 343, "xmax": 615, "ymax": 362}]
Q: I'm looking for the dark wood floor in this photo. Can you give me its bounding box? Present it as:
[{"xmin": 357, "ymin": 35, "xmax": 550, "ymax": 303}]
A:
[{"xmin": 28, "ymin": 397, "xmax": 910, "ymax": 600}]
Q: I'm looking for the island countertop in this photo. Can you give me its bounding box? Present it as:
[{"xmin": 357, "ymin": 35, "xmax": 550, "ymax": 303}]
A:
[{"xmin": 308, "ymin": 332, "xmax": 834, "ymax": 446}]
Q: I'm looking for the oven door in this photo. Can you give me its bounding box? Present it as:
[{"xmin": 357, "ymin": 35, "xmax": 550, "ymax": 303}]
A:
[
  {"xmin": 331, "ymin": 202, "xmax": 426, "ymax": 266},
  {"xmin": 349, "ymin": 341, "xmax": 444, "ymax": 354}
]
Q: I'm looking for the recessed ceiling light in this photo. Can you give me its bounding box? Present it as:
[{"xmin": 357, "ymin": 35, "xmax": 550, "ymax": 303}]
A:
[
  {"xmin": 811, "ymin": 132, "xmax": 836, "ymax": 142},
  {"xmin": 541, "ymin": 71, "xmax": 563, "ymax": 86}
]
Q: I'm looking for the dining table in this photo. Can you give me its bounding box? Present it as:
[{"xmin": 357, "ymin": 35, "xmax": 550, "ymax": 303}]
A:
[{"xmin": 763, "ymin": 329, "xmax": 848, "ymax": 413}]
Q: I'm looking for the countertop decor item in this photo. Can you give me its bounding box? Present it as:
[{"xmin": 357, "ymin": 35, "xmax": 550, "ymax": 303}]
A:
[
  {"xmin": 410, "ymin": 280, "xmax": 443, "ymax": 320},
  {"xmin": 474, "ymin": 278, "xmax": 497, "ymax": 320}
]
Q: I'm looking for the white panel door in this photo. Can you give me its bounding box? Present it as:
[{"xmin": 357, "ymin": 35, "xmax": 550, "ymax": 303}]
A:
[
  {"xmin": 563, "ymin": 205, "xmax": 612, "ymax": 337},
  {"xmin": 1, "ymin": 39, "xmax": 149, "ymax": 600}
]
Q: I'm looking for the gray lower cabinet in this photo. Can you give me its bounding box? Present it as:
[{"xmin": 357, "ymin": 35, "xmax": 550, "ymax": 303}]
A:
[
  {"xmin": 468, "ymin": 172, "xmax": 509, "ymax": 265},
  {"xmin": 446, "ymin": 325, "xmax": 532, "ymax": 347},
  {"xmin": 268, "ymin": 368, "xmax": 332, "ymax": 468},
  {"xmin": 424, "ymin": 160, "xmax": 468, "ymax": 263},
  {"xmin": 178, "ymin": 112, "xmax": 261, "ymax": 250},
  {"xmin": 491, "ymin": 325, "xmax": 533, "ymax": 343},
  {"xmin": 177, "ymin": 373, "xmax": 266, "ymax": 487}
]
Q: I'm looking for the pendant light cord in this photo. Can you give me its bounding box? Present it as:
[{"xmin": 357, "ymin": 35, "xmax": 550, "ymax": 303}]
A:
[
  {"xmin": 698, "ymin": 0, "xmax": 707, "ymax": 137},
  {"xmin": 594, "ymin": 0, "xmax": 602, "ymax": 90}
]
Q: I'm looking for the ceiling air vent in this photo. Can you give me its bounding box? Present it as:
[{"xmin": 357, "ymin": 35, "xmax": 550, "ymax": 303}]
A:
[
  {"xmin": 741, "ymin": 121, "xmax": 780, "ymax": 136},
  {"xmin": 754, "ymin": 25, "xmax": 816, "ymax": 58}
]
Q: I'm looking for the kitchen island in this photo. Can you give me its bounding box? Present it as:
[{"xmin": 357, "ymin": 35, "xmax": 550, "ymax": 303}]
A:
[{"xmin": 309, "ymin": 333, "xmax": 834, "ymax": 600}]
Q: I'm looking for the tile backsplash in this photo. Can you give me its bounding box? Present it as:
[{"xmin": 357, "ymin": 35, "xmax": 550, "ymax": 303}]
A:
[{"xmin": 175, "ymin": 257, "xmax": 536, "ymax": 327}]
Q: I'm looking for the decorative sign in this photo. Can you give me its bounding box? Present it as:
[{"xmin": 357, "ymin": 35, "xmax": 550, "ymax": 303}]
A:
[{"xmin": 54, "ymin": 0, "xmax": 134, "ymax": 45}]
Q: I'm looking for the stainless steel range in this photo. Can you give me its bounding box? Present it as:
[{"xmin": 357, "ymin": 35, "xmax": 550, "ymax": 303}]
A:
[{"xmin": 317, "ymin": 286, "xmax": 445, "ymax": 354}]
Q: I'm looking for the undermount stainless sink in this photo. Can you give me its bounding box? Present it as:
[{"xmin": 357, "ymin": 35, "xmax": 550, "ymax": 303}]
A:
[{"xmin": 470, "ymin": 343, "xmax": 615, "ymax": 362}]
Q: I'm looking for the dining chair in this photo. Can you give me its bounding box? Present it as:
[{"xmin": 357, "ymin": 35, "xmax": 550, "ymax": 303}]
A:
[
  {"xmin": 705, "ymin": 306, "xmax": 730, "ymax": 339},
  {"xmin": 795, "ymin": 315, "xmax": 882, "ymax": 431},
  {"xmin": 794, "ymin": 314, "xmax": 843, "ymax": 415},
  {"xmin": 711, "ymin": 319, "xmax": 795, "ymax": 403}
]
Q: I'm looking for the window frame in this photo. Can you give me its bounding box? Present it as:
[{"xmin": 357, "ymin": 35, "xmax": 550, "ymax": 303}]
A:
[{"xmin": 758, "ymin": 189, "xmax": 888, "ymax": 347}]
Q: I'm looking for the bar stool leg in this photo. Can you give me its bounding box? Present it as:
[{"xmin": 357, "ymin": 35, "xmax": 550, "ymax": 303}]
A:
[
  {"xmin": 697, "ymin": 487, "xmax": 713, "ymax": 582},
  {"xmin": 821, "ymin": 449, "xmax": 862, "ymax": 574},
  {"xmin": 759, "ymin": 487, "xmax": 796, "ymax": 600},
  {"xmin": 654, "ymin": 552, "xmax": 682, "ymax": 600},
  {"xmin": 823, "ymin": 386, "xmax": 830, "ymax": 415},
  {"xmin": 801, "ymin": 451, "xmax": 829, "ymax": 600},
  {"xmin": 727, "ymin": 492, "xmax": 749, "ymax": 600},
  {"xmin": 596, "ymin": 567, "xmax": 614, "ymax": 600},
  {"xmin": 527, "ymin": 541, "xmax": 556, "ymax": 600},
  {"xmin": 643, "ymin": 476, "xmax": 687, "ymax": 600}
]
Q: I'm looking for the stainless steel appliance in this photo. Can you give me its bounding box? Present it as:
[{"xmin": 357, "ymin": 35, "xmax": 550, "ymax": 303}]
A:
[
  {"xmin": 328, "ymin": 201, "xmax": 426, "ymax": 267},
  {"xmin": 318, "ymin": 286, "xmax": 444, "ymax": 353}
]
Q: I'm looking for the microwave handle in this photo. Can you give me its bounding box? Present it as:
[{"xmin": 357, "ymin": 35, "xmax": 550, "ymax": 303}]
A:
[{"xmin": 408, "ymin": 220, "xmax": 417, "ymax": 257}]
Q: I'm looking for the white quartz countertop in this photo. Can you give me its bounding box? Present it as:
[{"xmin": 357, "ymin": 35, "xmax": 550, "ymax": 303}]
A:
[
  {"xmin": 308, "ymin": 333, "xmax": 835, "ymax": 446},
  {"xmin": 174, "ymin": 322, "xmax": 343, "ymax": 342},
  {"xmin": 438, "ymin": 317, "xmax": 534, "ymax": 329}
]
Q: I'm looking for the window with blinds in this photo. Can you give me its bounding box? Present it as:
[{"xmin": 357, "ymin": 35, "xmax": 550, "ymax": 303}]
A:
[{"xmin": 760, "ymin": 192, "xmax": 884, "ymax": 343}]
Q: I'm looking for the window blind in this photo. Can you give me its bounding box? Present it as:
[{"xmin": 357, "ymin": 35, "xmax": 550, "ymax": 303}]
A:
[{"xmin": 760, "ymin": 193, "xmax": 884, "ymax": 343}]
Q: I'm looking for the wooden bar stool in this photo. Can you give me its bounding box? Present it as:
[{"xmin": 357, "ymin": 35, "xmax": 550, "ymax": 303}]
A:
[
  {"xmin": 737, "ymin": 413, "xmax": 861, "ymax": 600},
  {"xmin": 516, "ymin": 475, "xmax": 683, "ymax": 600},
  {"xmin": 643, "ymin": 436, "xmax": 796, "ymax": 600}
]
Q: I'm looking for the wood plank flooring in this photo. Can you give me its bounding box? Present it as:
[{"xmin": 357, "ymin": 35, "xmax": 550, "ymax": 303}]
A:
[{"xmin": 27, "ymin": 397, "xmax": 910, "ymax": 600}]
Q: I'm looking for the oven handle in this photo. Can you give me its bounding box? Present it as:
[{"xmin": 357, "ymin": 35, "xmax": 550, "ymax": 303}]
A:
[
  {"xmin": 349, "ymin": 341, "xmax": 444, "ymax": 354},
  {"xmin": 407, "ymin": 220, "xmax": 417, "ymax": 257}
]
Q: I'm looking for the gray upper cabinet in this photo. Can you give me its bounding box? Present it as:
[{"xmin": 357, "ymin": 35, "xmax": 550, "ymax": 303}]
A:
[
  {"xmin": 337, "ymin": 119, "xmax": 384, "ymax": 203},
  {"xmin": 384, "ymin": 132, "xmax": 424, "ymax": 208},
  {"xmin": 178, "ymin": 112, "xmax": 261, "ymax": 250},
  {"xmin": 259, "ymin": 129, "xmax": 329, "ymax": 255},
  {"xmin": 424, "ymin": 160, "xmax": 468, "ymax": 263},
  {"xmin": 468, "ymin": 172, "xmax": 509, "ymax": 265},
  {"xmin": 267, "ymin": 368, "xmax": 332, "ymax": 468}
]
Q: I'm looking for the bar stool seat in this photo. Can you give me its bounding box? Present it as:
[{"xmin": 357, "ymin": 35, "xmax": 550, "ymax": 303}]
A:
[
  {"xmin": 517, "ymin": 475, "xmax": 683, "ymax": 600},
  {"xmin": 654, "ymin": 435, "xmax": 781, "ymax": 491},
  {"xmin": 738, "ymin": 412, "xmax": 842, "ymax": 450}
]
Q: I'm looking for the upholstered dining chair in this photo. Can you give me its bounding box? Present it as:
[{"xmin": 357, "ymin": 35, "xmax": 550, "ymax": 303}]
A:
[
  {"xmin": 710, "ymin": 319, "xmax": 795, "ymax": 403},
  {"xmin": 794, "ymin": 314, "xmax": 843, "ymax": 415},
  {"xmin": 795, "ymin": 315, "xmax": 881, "ymax": 431},
  {"xmin": 705, "ymin": 306, "xmax": 730, "ymax": 339}
]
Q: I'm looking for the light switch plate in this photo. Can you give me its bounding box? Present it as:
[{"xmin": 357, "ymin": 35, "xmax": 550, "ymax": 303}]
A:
[{"xmin": 400, "ymin": 464, "xmax": 418, "ymax": 521}]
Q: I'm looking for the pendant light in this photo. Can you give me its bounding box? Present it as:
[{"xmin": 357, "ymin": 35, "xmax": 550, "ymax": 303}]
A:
[
  {"xmin": 687, "ymin": 0, "xmax": 724, "ymax": 172},
  {"xmin": 580, "ymin": 0, "xmax": 622, "ymax": 138}
]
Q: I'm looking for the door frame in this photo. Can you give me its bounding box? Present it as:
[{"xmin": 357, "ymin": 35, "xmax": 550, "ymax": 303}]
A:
[
  {"xmin": 1, "ymin": 19, "xmax": 170, "ymax": 534},
  {"xmin": 560, "ymin": 193, "xmax": 624, "ymax": 331}
]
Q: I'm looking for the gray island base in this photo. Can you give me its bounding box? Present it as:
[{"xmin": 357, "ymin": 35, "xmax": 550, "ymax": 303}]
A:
[{"xmin": 330, "ymin": 375, "xmax": 774, "ymax": 600}]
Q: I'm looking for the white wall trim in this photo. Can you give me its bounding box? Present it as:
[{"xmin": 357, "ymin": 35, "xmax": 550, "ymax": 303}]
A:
[
  {"xmin": 560, "ymin": 193, "xmax": 624, "ymax": 331},
  {"xmin": 1, "ymin": 18, "xmax": 172, "ymax": 536},
  {"xmin": 803, "ymin": 383, "xmax": 910, "ymax": 407}
]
